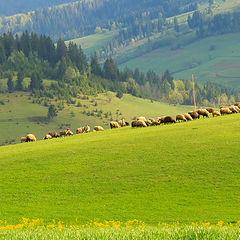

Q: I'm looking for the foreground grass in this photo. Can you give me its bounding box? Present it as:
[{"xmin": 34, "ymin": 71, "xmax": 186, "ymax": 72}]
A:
[
  {"xmin": 0, "ymin": 223, "xmax": 240, "ymax": 239},
  {"xmin": 0, "ymin": 114, "xmax": 240, "ymax": 224}
]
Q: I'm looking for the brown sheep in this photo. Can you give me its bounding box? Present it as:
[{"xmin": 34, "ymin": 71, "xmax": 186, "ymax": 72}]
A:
[
  {"xmin": 220, "ymin": 107, "xmax": 232, "ymax": 115},
  {"xmin": 229, "ymin": 105, "xmax": 239, "ymax": 113},
  {"xmin": 176, "ymin": 114, "xmax": 187, "ymax": 122},
  {"xmin": 206, "ymin": 108, "xmax": 214, "ymax": 114},
  {"xmin": 60, "ymin": 130, "xmax": 68, "ymax": 137},
  {"xmin": 156, "ymin": 116, "xmax": 166, "ymax": 124},
  {"xmin": 131, "ymin": 120, "xmax": 147, "ymax": 127},
  {"xmin": 151, "ymin": 120, "xmax": 160, "ymax": 126},
  {"xmin": 137, "ymin": 116, "xmax": 147, "ymax": 122},
  {"xmin": 49, "ymin": 131, "xmax": 60, "ymax": 138},
  {"xmin": 26, "ymin": 134, "xmax": 37, "ymax": 142},
  {"xmin": 188, "ymin": 111, "xmax": 199, "ymax": 120},
  {"xmin": 149, "ymin": 118, "xmax": 155, "ymax": 123},
  {"xmin": 20, "ymin": 137, "xmax": 27, "ymax": 143},
  {"xmin": 66, "ymin": 130, "xmax": 74, "ymax": 136},
  {"xmin": 125, "ymin": 122, "xmax": 130, "ymax": 126},
  {"xmin": 234, "ymin": 102, "xmax": 240, "ymax": 108},
  {"xmin": 94, "ymin": 126, "xmax": 104, "ymax": 131},
  {"xmin": 44, "ymin": 134, "xmax": 52, "ymax": 140},
  {"xmin": 197, "ymin": 109, "xmax": 209, "ymax": 118},
  {"xmin": 76, "ymin": 128, "xmax": 84, "ymax": 134},
  {"xmin": 145, "ymin": 120, "xmax": 152, "ymax": 126},
  {"xmin": 162, "ymin": 116, "xmax": 176, "ymax": 124},
  {"xmin": 212, "ymin": 110, "xmax": 221, "ymax": 117},
  {"xmin": 183, "ymin": 113, "xmax": 193, "ymax": 121},
  {"xmin": 110, "ymin": 121, "xmax": 120, "ymax": 129},
  {"xmin": 83, "ymin": 125, "xmax": 90, "ymax": 133},
  {"xmin": 118, "ymin": 119, "xmax": 127, "ymax": 127}
]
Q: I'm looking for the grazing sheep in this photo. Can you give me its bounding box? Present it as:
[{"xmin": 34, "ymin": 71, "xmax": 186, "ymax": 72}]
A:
[
  {"xmin": 125, "ymin": 122, "xmax": 130, "ymax": 126},
  {"xmin": 48, "ymin": 131, "xmax": 60, "ymax": 138},
  {"xmin": 234, "ymin": 102, "xmax": 240, "ymax": 108},
  {"xmin": 20, "ymin": 137, "xmax": 27, "ymax": 143},
  {"xmin": 94, "ymin": 126, "xmax": 104, "ymax": 131},
  {"xmin": 212, "ymin": 110, "xmax": 221, "ymax": 117},
  {"xmin": 220, "ymin": 107, "xmax": 232, "ymax": 115},
  {"xmin": 131, "ymin": 120, "xmax": 147, "ymax": 127},
  {"xmin": 26, "ymin": 134, "xmax": 37, "ymax": 142},
  {"xmin": 188, "ymin": 111, "xmax": 199, "ymax": 120},
  {"xmin": 137, "ymin": 116, "xmax": 147, "ymax": 122},
  {"xmin": 197, "ymin": 109, "xmax": 209, "ymax": 118},
  {"xmin": 176, "ymin": 114, "xmax": 187, "ymax": 122},
  {"xmin": 44, "ymin": 134, "xmax": 52, "ymax": 140},
  {"xmin": 149, "ymin": 118, "xmax": 155, "ymax": 123},
  {"xmin": 110, "ymin": 121, "xmax": 120, "ymax": 129},
  {"xmin": 76, "ymin": 128, "xmax": 84, "ymax": 134},
  {"xmin": 118, "ymin": 119, "xmax": 127, "ymax": 127},
  {"xmin": 66, "ymin": 130, "xmax": 74, "ymax": 136},
  {"xmin": 183, "ymin": 113, "xmax": 193, "ymax": 121},
  {"xmin": 229, "ymin": 105, "xmax": 239, "ymax": 113},
  {"xmin": 145, "ymin": 119, "xmax": 152, "ymax": 126},
  {"xmin": 60, "ymin": 130, "xmax": 68, "ymax": 137},
  {"xmin": 162, "ymin": 116, "xmax": 176, "ymax": 124},
  {"xmin": 83, "ymin": 125, "xmax": 91, "ymax": 133},
  {"xmin": 206, "ymin": 108, "xmax": 214, "ymax": 114}
]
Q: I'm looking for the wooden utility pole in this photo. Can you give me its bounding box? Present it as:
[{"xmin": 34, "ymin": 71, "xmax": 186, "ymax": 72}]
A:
[{"xmin": 192, "ymin": 74, "xmax": 197, "ymax": 110}]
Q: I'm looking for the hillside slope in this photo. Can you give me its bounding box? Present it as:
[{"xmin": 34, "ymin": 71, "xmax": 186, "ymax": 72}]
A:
[
  {"xmin": 0, "ymin": 114, "xmax": 240, "ymax": 224},
  {"xmin": 0, "ymin": 92, "xmax": 192, "ymax": 146}
]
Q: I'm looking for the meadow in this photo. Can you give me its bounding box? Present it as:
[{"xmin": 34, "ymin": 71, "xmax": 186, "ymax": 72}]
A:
[
  {"xmin": 0, "ymin": 91, "xmax": 191, "ymax": 145},
  {"xmin": 0, "ymin": 114, "xmax": 240, "ymax": 225}
]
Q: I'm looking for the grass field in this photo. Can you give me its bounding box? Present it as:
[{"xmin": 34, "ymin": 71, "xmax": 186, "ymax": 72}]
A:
[
  {"xmin": 0, "ymin": 114, "xmax": 240, "ymax": 225},
  {"xmin": 0, "ymin": 92, "xmax": 192, "ymax": 145},
  {"xmin": 120, "ymin": 32, "xmax": 240, "ymax": 87},
  {"xmin": 0, "ymin": 221, "xmax": 240, "ymax": 239}
]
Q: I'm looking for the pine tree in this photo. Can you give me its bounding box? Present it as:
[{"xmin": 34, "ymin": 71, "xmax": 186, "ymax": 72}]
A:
[
  {"xmin": 91, "ymin": 52, "xmax": 102, "ymax": 76},
  {"xmin": 7, "ymin": 75, "xmax": 14, "ymax": 93},
  {"xmin": 29, "ymin": 72, "xmax": 43, "ymax": 90},
  {"xmin": 174, "ymin": 17, "xmax": 179, "ymax": 32},
  {"xmin": 16, "ymin": 71, "xmax": 24, "ymax": 91}
]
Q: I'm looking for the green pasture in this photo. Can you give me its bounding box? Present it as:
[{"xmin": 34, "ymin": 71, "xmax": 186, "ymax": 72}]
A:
[
  {"xmin": 0, "ymin": 114, "xmax": 240, "ymax": 225},
  {"xmin": 0, "ymin": 92, "xmax": 192, "ymax": 145}
]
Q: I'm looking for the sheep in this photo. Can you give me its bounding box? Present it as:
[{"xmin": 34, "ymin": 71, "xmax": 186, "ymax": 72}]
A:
[
  {"xmin": 151, "ymin": 120, "xmax": 161, "ymax": 126},
  {"xmin": 197, "ymin": 109, "xmax": 209, "ymax": 118},
  {"xmin": 212, "ymin": 110, "xmax": 221, "ymax": 117},
  {"xmin": 234, "ymin": 102, "xmax": 240, "ymax": 108},
  {"xmin": 145, "ymin": 119, "xmax": 152, "ymax": 126},
  {"xmin": 48, "ymin": 131, "xmax": 60, "ymax": 138},
  {"xmin": 83, "ymin": 125, "xmax": 90, "ymax": 133},
  {"xmin": 176, "ymin": 114, "xmax": 187, "ymax": 122},
  {"xmin": 229, "ymin": 105, "xmax": 239, "ymax": 113},
  {"xmin": 183, "ymin": 113, "xmax": 193, "ymax": 121},
  {"xmin": 131, "ymin": 120, "xmax": 147, "ymax": 127},
  {"xmin": 162, "ymin": 116, "xmax": 176, "ymax": 124},
  {"xmin": 118, "ymin": 119, "xmax": 127, "ymax": 127},
  {"xmin": 137, "ymin": 116, "xmax": 147, "ymax": 122},
  {"xmin": 188, "ymin": 111, "xmax": 199, "ymax": 120},
  {"xmin": 66, "ymin": 130, "xmax": 74, "ymax": 136},
  {"xmin": 125, "ymin": 122, "xmax": 130, "ymax": 126},
  {"xmin": 94, "ymin": 126, "xmax": 104, "ymax": 131},
  {"xmin": 26, "ymin": 134, "xmax": 36, "ymax": 142},
  {"xmin": 149, "ymin": 118, "xmax": 155, "ymax": 123},
  {"xmin": 206, "ymin": 108, "xmax": 214, "ymax": 114},
  {"xmin": 44, "ymin": 134, "xmax": 52, "ymax": 140},
  {"xmin": 60, "ymin": 130, "xmax": 68, "ymax": 137},
  {"xmin": 110, "ymin": 121, "xmax": 120, "ymax": 129},
  {"xmin": 20, "ymin": 137, "xmax": 27, "ymax": 143},
  {"xmin": 220, "ymin": 107, "xmax": 232, "ymax": 115},
  {"xmin": 156, "ymin": 116, "xmax": 166, "ymax": 123},
  {"xmin": 76, "ymin": 128, "xmax": 84, "ymax": 134}
]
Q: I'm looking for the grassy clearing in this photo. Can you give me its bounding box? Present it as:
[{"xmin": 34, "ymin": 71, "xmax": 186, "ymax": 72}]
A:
[
  {"xmin": 0, "ymin": 114, "xmax": 240, "ymax": 224},
  {"xmin": 0, "ymin": 92, "xmax": 192, "ymax": 145},
  {"xmin": 120, "ymin": 32, "xmax": 240, "ymax": 87}
]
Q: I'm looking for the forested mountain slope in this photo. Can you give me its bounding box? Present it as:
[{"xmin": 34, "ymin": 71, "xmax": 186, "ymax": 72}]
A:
[{"xmin": 0, "ymin": 0, "xmax": 75, "ymax": 16}]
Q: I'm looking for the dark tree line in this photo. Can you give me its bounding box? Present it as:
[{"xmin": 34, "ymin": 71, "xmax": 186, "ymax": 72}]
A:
[{"xmin": 0, "ymin": 31, "xmax": 238, "ymax": 107}]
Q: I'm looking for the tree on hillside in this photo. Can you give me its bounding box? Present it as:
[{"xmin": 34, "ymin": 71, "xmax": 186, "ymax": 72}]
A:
[
  {"xmin": 7, "ymin": 74, "xmax": 14, "ymax": 93},
  {"xmin": 48, "ymin": 104, "xmax": 58, "ymax": 120},
  {"xmin": 91, "ymin": 52, "xmax": 102, "ymax": 76},
  {"xmin": 174, "ymin": 17, "xmax": 179, "ymax": 32},
  {"xmin": 16, "ymin": 71, "xmax": 24, "ymax": 91},
  {"xmin": 29, "ymin": 72, "xmax": 43, "ymax": 90},
  {"xmin": 103, "ymin": 58, "xmax": 119, "ymax": 82}
]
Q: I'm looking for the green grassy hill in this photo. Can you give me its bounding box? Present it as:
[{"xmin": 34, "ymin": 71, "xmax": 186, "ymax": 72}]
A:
[
  {"xmin": 0, "ymin": 92, "xmax": 192, "ymax": 146},
  {"xmin": 0, "ymin": 114, "xmax": 239, "ymax": 225}
]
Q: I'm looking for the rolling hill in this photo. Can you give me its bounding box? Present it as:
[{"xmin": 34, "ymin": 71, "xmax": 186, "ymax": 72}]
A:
[
  {"xmin": 0, "ymin": 91, "xmax": 192, "ymax": 146},
  {"xmin": 0, "ymin": 114, "xmax": 239, "ymax": 224}
]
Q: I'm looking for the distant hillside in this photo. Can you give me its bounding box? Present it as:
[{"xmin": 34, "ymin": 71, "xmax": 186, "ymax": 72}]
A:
[{"xmin": 0, "ymin": 0, "xmax": 75, "ymax": 16}]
